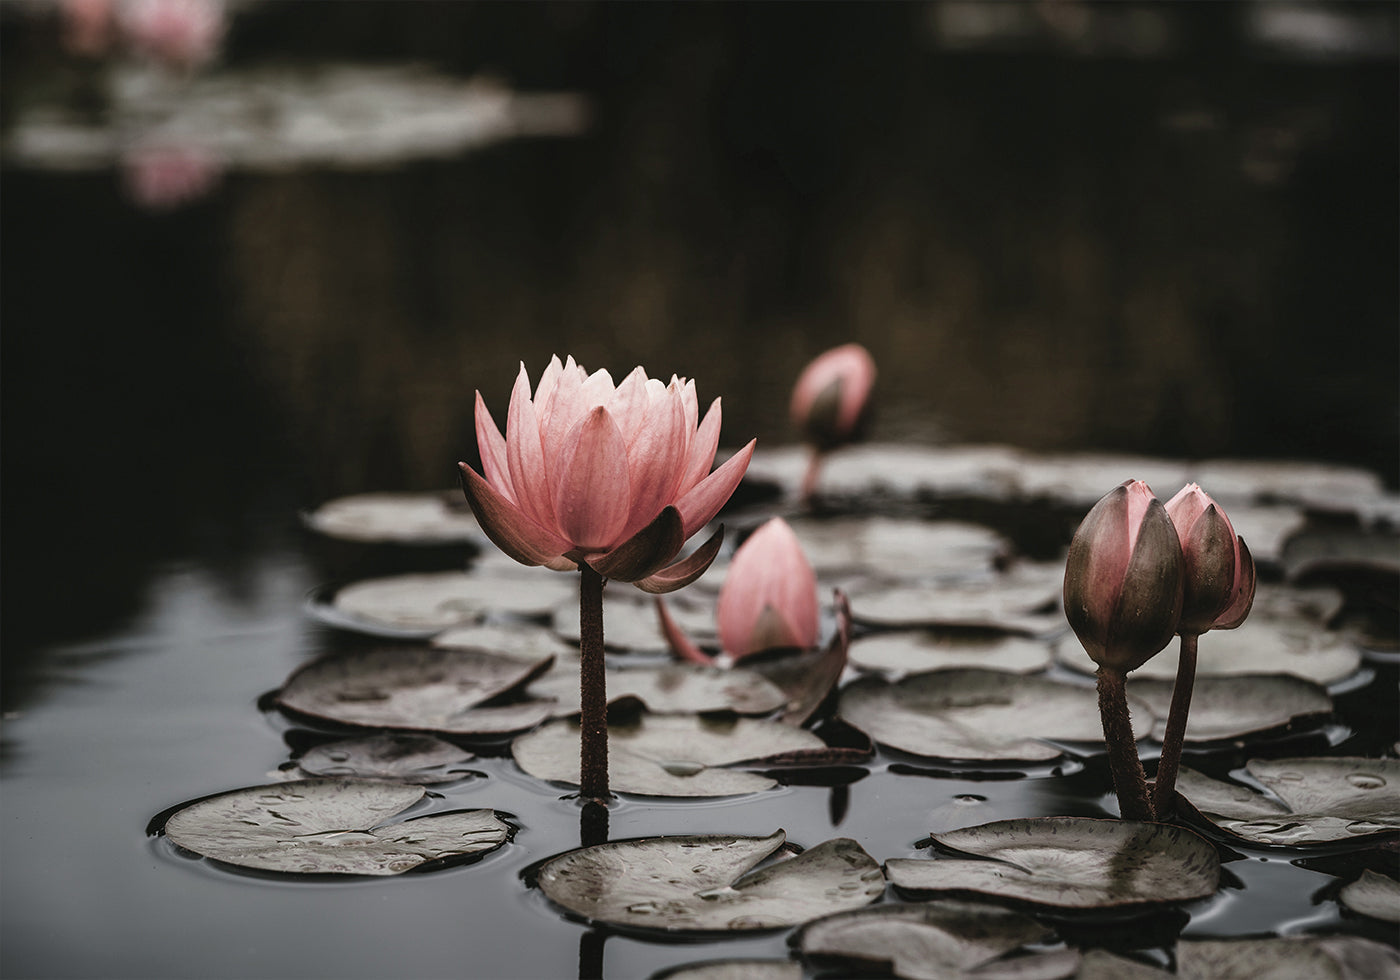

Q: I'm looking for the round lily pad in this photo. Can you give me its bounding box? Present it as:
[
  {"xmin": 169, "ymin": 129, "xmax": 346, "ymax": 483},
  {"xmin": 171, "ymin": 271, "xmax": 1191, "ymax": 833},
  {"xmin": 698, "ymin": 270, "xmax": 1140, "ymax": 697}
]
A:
[
  {"xmin": 849, "ymin": 632, "xmax": 1051, "ymax": 677},
  {"xmin": 512, "ymin": 715, "xmax": 825, "ymax": 797},
  {"xmin": 1175, "ymin": 936, "xmax": 1400, "ymax": 980},
  {"xmin": 1129, "ymin": 674, "xmax": 1332, "ymax": 742},
  {"xmin": 786, "ymin": 517, "xmax": 1008, "ymax": 577},
  {"xmin": 885, "ymin": 816, "xmax": 1220, "ymax": 909},
  {"xmin": 553, "ymin": 593, "xmax": 717, "ymax": 651},
  {"xmin": 295, "ymin": 734, "xmax": 475, "ymax": 784},
  {"xmin": 1189, "ymin": 458, "xmax": 1385, "ymax": 508},
  {"xmin": 1338, "ymin": 870, "xmax": 1400, "ymax": 923},
  {"xmin": 1175, "ymin": 757, "xmax": 1400, "ymax": 846},
  {"xmin": 330, "ymin": 570, "xmax": 575, "ymax": 632},
  {"xmin": 847, "ymin": 567, "xmax": 1062, "ymax": 634},
  {"xmin": 742, "ymin": 444, "xmax": 1026, "ymax": 505},
  {"xmin": 795, "ymin": 900, "xmax": 1052, "ymax": 979},
  {"xmin": 838, "ymin": 669, "xmax": 1152, "ymax": 761},
  {"xmin": 432, "ymin": 622, "xmax": 575, "ymax": 661},
  {"xmin": 1016, "ymin": 454, "xmax": 1191, "ymax": 508},
  {"xmin": 277, "ymin": 647, "xmax": 556, "ymax": 735},
  {"xmin": 162, "ymin": 779, "xmax": 510, "ymax": 875},
  {"xmin": 529, "ymin": 660, "xmax": 789, "ymax": 716},
  {"xmin": 655, "ymin": 961, "xmax": 801, "ymax": 980},
  {"xmin": 536, "ymin": 830, "xmax": 883, "ymax": 932},
  {"xmin": 303, "ymin": 491, "xmax": 483, "ymax": 544}
]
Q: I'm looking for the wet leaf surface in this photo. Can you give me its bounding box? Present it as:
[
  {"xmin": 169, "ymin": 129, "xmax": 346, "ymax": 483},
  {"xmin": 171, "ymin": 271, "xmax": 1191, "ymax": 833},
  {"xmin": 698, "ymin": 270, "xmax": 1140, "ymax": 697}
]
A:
[
  {"xmin": 885, "ymin": 817, "xmax": 1220, "ymax": 909},
  {"xmin": 787, "ymin": 517, "xmax": 1008, "ymax": 577},
  {"xmin": 330, "ymin": 570, "xmax": 575, "ymax": 631},
  {"xmin": 293, "ymin": 734, "xmax": 475, "ymax": 784},
  {"xmin": 277, "ymin": 647, "xmax": 556, "ymax": 735},
  {"xmin": 1175, "ymin": 757, "xmax": 1400, "ymax": 846},
  {"xmin": 512, "ymin": 715, "xmax": 825, "ymax": 797},
  {"xmin": 654, "ymin": 960, "xmax": 801, "ymax": 980},
  {"xmin": 162, "ymin": 779, "xmax": 509, "ymax": 875},
  {"xmin": 838, "ymin": 669, "xmax": 1151, "ymax": 761},
  {"xmin": 302, "ymin": 491, "xmax": 483, "ymax": 544},
  {"xmin": 1175, "ymin": 936, "xmax": 1400, "ymax": 980},
  {"xmin": 536, "ymin": 831, "xmax": 883, "ymax": 932},
  {"xmin": 1338, "ymin": 870, "xmax": 1400, "ymax": 923},
  {"xmin": 747, "ymin": 635, "xmax": 849, "ymax": 726},
  {"xmin": 849, "ymin": 632, "xmax": 1051, "ymax": 677},
  {"xmin": 1189, "ymin": 459, "xmax": 1386, "ymax": 508},
  {"xmin": 529, "ymin": 659, "xmax": 789, "ymax": 716},
  {"xmin": 846, "ymin": 566, "xmax": 1062, "ymax": 633},
  {"xmin": 1075, "ymin": 949, "xmax": 1172, "ymax": 980},
  {"xmin": 553, "ymin": 592, "xmax": 717, "ymax": 651},
  {"xmin": 743, "ymin": 444, "xmax": 1027, "ymax": 504},
  {"xmin": 794, "ymin": 900, "xmax": 1052, "ymax": 979},
  {"xmin": 1129, "ymin": 674, "xmax": 1332, "ymax": 742},
  {"xmin": 431, "ymin": 622, "xmax": 575, "ymax": 661}
]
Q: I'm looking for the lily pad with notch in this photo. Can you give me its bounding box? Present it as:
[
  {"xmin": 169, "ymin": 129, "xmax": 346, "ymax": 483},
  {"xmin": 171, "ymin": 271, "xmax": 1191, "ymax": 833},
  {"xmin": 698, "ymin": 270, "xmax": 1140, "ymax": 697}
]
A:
[
  {"xmin": 535, "ymin": 830, "xmax": 883, "ymax": 932},
  {"xmin": 277, "ymin": 647, "xmax": 556, "ymax": 736},
  {"xmin": 1174, "ymin": 758, "xmax": 1400, "ymax": 847},
  {"xmin": 1129, "ymin": 674, "xmax": 1332, "ymax": 743},
  {"xmin": 303, "ymin": 491, "xmax": 484, "ymax": 545},
  {"xmin": 160, "ymin": 778, "xmax": 510, "ymax": 875},
  {"xmin": 838, "ymin": 669, "xmax": 1153, "ymax": 762},
  {"xmin": 292, "ymin": 733, "xmax": 476, "ymax": 784},
  {"xmin": 512, "ymin": 714, "xmax": 827, "ymax": 797},
  {"xmin": 529, "ymin": 659, "xmax": 789, "ymax": 717},
  {"xmin": 326, "ymin": 570, "xmax": 575, "ymax": 633},
  {"xmin": 884, "ymin": 816, "xmax": 1220, "ymax": 910}
]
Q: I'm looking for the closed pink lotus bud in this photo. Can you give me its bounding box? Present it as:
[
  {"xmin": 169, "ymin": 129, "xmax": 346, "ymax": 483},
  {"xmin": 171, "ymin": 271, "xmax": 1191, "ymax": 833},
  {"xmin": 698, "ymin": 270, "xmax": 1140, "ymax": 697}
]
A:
[
  {"xmin": 119, "ymin": 0, "xmax": 225, "ymax": 70},
  {"xmin": 460, "ymin": 356, "xmax": 755, "ymax": 593},
  {"xmin": 716, "ymin": 518, "xmax": 819, "ymax": 659},
  {"xmin": 1164, "ymin": 484, "xmax": 1256, "ymax": 635},
  {"xmin": 790, "ymin": 343, "xmax": 876, "ymax": 451},
  {"xmin": 1064, "ymin": 480, "xmax": 1185, "ymax": 673}
]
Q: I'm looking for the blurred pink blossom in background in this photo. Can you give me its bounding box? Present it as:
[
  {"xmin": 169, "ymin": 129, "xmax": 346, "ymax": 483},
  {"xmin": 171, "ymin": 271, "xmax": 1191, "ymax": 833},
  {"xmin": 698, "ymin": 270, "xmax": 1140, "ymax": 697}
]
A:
[{"xmin": 122, "ymin": 145, "xmax": 223, "ymax": 209}]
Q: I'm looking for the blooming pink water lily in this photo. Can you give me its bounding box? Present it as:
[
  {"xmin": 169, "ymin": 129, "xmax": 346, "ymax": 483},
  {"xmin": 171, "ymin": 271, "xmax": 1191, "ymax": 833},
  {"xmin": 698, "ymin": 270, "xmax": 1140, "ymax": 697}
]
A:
[
  {"xmin": 459, "ymin": 356, "xmax": 755, "ymax": 593},
  {"xmin": 790, "ymin": 343, "xmax": 876, "ymax": 451},
  {"xmin": 659, "ymin": 517, "xmax": 819, "ymax": 665},
  {"xmin": 1164, "ymin": 483, "xmax": 1256, "ymax": 635},
  {"xmin": 1063, "ymin": 479, "xmax": 1184, "ymax": 673}
]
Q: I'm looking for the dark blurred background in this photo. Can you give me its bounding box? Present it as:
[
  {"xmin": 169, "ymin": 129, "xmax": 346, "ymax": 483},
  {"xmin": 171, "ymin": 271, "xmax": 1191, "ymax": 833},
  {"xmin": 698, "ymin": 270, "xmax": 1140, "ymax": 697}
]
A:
[{"xmin": 3, "ymin": 1, "xmax": 1397, "ymax": 663}]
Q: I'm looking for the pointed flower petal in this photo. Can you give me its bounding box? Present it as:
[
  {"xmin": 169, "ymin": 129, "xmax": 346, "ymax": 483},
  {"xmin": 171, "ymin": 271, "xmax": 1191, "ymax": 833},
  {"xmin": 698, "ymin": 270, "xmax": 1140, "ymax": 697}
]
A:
[
  {"xmin": 458, "ymin": 462, "xmax": 570, "ymax": 566},
  {"xmin": 676, "ymin": 439, "xmax": 755, "ymax": 539},
  {"xmin": 634, "ymin": 526, "xmax": 725, "ymax": 594},
  {"xmin": 552, "ymin": 407, "xmax": 633, "ymax": 551},
  {"xmin": 587, "ymin": 505, "xmax": 684, "ymax": 582},
  {"xmin": 656, "ymin": 597, "xmax": 715, "ymax": 665}
]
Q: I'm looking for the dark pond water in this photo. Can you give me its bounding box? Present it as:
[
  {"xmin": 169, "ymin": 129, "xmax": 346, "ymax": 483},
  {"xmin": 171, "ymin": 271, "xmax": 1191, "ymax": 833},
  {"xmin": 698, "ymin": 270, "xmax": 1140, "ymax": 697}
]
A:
[{"xmin": 2, "ymin": 4, "xmax": 1398, "ymax": 978}]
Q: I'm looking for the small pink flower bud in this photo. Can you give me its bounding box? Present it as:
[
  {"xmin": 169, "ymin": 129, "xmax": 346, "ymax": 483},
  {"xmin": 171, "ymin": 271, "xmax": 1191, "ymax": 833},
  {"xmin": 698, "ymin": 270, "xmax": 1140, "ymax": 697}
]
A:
[
  {"xmin": 716, "ymin": 518, "xmax": 819, "ymax": 659},
  {"xmin": 1064, "ymin": 480, "xmax": 1185, "ymax": 673},
  {"xmin": 790, "ymin": 343, "xmax": 876, "ymax": 451},
  {"xmin": 1164, "ymin": 484, "xmax": 1256, "ymax": 635}
]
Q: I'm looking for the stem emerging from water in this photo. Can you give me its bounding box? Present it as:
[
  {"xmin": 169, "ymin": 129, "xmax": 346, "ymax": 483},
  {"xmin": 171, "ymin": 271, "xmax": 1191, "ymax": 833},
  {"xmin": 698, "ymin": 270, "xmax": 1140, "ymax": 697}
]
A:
[
  {"xmin": 799, "ymin": 450, "xmax": 825, "ymax": 506},
  {"xmin": 578, "ymin": 564, "xmax": 610, "ymax": 804},
  {"xmin": 1152, "ymin": 632, "xmax": 1199, "ymax": 818},
  {"xmin": 1096, "ymin": 666, "xmax": 1154, "ymax": 821}
]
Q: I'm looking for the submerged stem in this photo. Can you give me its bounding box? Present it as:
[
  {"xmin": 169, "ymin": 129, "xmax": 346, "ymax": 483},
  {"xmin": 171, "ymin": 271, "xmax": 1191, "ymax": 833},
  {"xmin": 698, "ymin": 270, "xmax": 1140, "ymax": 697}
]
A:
[
  {"xmin": 1152, "ymin": 632, "xmax": 1199, "ymax": 817},
  {"xmin": 578, "ymin": 564, "xmax": 610, "ymax": 804},
  {"xmin": 1096, "ymin": 666, "xmax": 1154, "ymax": 821}
]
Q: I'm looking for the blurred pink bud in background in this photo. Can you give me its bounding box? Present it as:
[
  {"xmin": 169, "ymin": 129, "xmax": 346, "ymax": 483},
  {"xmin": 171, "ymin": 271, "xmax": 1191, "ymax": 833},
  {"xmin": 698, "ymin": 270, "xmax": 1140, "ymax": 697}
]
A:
[
  {"xmin": 119, "ymin": 0, "xmax": 226, "ymax": 70},
  {"xmin": 790, "ymin": 342, "xmax": 876, "ymax": 451},
  {"xmin": 122, "ymin": 144, "xmax": 222, "ymax": 210}
]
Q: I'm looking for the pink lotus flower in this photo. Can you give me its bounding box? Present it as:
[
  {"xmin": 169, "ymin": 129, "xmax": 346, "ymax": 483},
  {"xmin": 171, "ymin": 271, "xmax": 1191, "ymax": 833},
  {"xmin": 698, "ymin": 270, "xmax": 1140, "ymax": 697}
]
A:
[
  {"xmin": 122, "ymin": 144, "xmax": 222, "ymax": 210},
  {"xmin": 1164, "ymin": 484, "xmax": 1256, "ymax": 635},
  {"xmin": 119, "ymin": 0, "xmax": 225, "ymax": 70},
  {"xmin": 459, "ymin": 356, "xmax": 755, "ymax": 593},
  {"xmin": 790, "ymin": 343, "xmax": 876, "ymax": 451},
  {"xmin": 659, "ymin": 517, "xmax": 819, "ymax": 665},
  {"xmin": 1063, "ymin": 479, "xmax": 1184, "ymax": 673}
]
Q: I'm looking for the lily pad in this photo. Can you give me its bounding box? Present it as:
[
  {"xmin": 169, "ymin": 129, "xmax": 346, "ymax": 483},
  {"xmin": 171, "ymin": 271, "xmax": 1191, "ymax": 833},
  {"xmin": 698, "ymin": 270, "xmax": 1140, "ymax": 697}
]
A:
[
  {"xmin": 654, "ymin": 961, "xmax": 800, "ymax": 980},
  {"xmin": 294, "ymin": 734, "xmax": 475, "ymax": 784},
  {"xmin": 529, "ymin": 660, "xmax": 790, "ymax": 716},
  {"xmin": 330, "ymin": 570, "xmax": 575, "ymax": 632},
  {"xmin": 1175, "ymin": 936, "xmax": 1400, "ymax": 980},
  {"xmin": 277, "ymin": 647, "xmax": 556, "ymax": 735},
  {"xmin": 885, "ymin": 817, "xmax": 1220, "ymax": 909},
  {"xmin": 1129, "ymin": 674, "xmax": 1332, "ymax": 742},
  {"xmin": 432, "ymin": 622, "xmax": 575, "ymax": 662},
  {"xmin": 847, "ymin": 567, "xmax": 1062, "ymax": 634},
  {"xmin": 786, "ymin": 517, "xmax": 1008, "ymax": 577},
  {"xmin": 838, "ymin": 669, "xmax": 1152, "ymax": 761},
  {"xmin": 553, "ymin": 592, "xmax": 717, "ymax": 651},
  {"xmin": 1189, "ymin": 458, "xmax": 1385, "ymax": 507},
  {"xmin": 1219, "ymin": 503, "xmax": 1307, "ymax": 568},
  {"xmin": 1016, "ymin": 453, "xmax": 1191, "ymax": 508},
  {"xmin": 302, "ymin": 491, "xmax": 483, "ymax": 544},
  {"xmin": 162, "ymin": 779, "xmax": 509, "ymax": 875},
  {"xmin": 1175, "ymin": 757, "xmax": 1400, "ymax": 846},
  {"xmin": 512, "ymin": 715, "xmax": 825, "ymax": 797},
  {"xmin": 536, "ymin": 830, "xmax": 883, "ymax": 932},
  {"xmin": 849, "ymin": 632, "xmax": 1051, "ymax": 677},
  {"xmin": 742, "ymin": 444, "xmax": 1026, "ymax": 505},
  {"xmin": 1338, "ymin": 870, "xmax": 1400, "ymax": 922},
  {"xmin": 794, "ymin": 900, "xmax": 1052, "ymax": 979}
]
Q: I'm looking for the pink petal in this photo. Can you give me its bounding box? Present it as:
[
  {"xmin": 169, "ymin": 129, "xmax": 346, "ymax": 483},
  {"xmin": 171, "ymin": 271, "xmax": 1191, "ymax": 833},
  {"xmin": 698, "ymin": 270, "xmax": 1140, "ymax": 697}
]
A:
[
  {"xmin": 587, "ymin": 505, "xmax": 684, "ymax": 582},
  {"xmin": 632, "ymin": 526, "xmax": 725, "ymax": 594},
  {"xmin": 505, "ymin": 365, "xmax": 555, "ymax": 530},
  {"xmin": 475, "ymin": 391, "xmax": 514, "ymax": 504},
  {"xmin": 541, "ymin": 358, "xmax": 587, "ymax": 469},
  {"xmin": 458, "ymin": 462, "xmax": 570, "ymax": 566},
  {"xmin": 619, "ymin": 382, "xmax": 688, "ymax": 540},
  {"xmin": 609, "ymin": 367, "xmax": 651, "ymax": 447},
  {"xmin": 680, "ymin": 397, "xmax": 723, "ymax": 494},
  {"xmin": 675, "ymin": 438, "xmax": 755, "ymax": 539},
  {"xmin": 656, "ymin": 598, "xmax": 715, "ymax": 666},
  {"xmin": 532, "ymin": 355, "xmax": 566, "ymax": 431},
  {"xmin": 552, "ymin": 406, "xmax": 632, "ymax": 550},
  {"xmin": 717, "ymin": 518, "xmax": 818, "ymax": 656}
]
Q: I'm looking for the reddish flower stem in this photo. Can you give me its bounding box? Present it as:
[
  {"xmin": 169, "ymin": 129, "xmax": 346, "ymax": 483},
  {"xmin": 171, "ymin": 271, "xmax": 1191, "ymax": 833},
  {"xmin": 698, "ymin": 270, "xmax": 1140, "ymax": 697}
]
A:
[
  {"xmin": 1096, "ymin": 666, "xmax": 1154, "ymax": 821},
  {"xmin": 578, "ymin": 564, "xmax": 610, "ymax": 804},
  {"xmin": 1152, "ymin": 632, "xmax": 1199, "ymax": 818},
  {"xmin": 799, "ymin": 450, "xmax": 825, "ymax": 506}
]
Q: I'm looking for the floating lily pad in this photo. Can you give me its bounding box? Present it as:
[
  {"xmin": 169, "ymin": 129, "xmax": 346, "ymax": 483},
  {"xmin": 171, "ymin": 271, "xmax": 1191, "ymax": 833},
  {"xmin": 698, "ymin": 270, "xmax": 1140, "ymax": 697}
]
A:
[
  {"xmin": 1129, "ymin": 674, "xmax": 1332, "ymax": 742},
  {"xmin": 787, "ymin": 517, "xmax": 1008, "ymax": 577},
  {"xmin": 748, "ymin": 633, "xmax": 850, "ymax": 727},
  {"xmin": 847, "ymin": 567, "xmax": 1062, "ymax": 634},
  {"xmin": 1016, "ymin": 454, "xmax": 1191, "ymax": 508},
  {"xmin": 1175, "ymin": 757, "xmax": 1400, "ymax": 846},
  {"xmin": 553, "ymin": 593, "xmax": 716, "ymax": 651},
  {"xmin": 303, "ymin": 491, "xmax": 483, "ymax": 544},
  {"xmin": 1339, "ymin": 870, "xmax": 1400, "ymax": 922},
  {"xmin": 162, "ymin": 779, "xmax": 509, "ymax": 875},
  {"xmin": 1219, "ymin": 503, "xmax": 1307, "ymax": 568},
  {"xmin": 1175, "ymin": 936, "xmax": 1400, "ymax": 980},
  {"xmin": 794, "ymin": 900, "xmax": 1052, "ymax": 979},
  {"xmin": 1283, "ymin": 523, "xmax": 1400, "ymax": 583},
  {"xmin": 1077, "ymin": 950, "xmax": 1172, "ymax": 980},
  {"xmin": 742, "ymin": 444, "xmax": 1025, "ymax": 504},
  {"xmin": 654, "ymin": 961, "xmax": 801, "ymax": 980},
  {"xmin": 529, "ymin": 660, "xmax": 789, "ymax": 716},
  {"xmin": 1189, "ymin": 459, "xmax": 1385, "ymax": 508},
  {"xmin": 1055, "ymin": 618, "xmax": 1362, "ymax": 686},
  {"xmin": 536, "ymin": 831, "xmax": 883, "ymax": 932},
  {"xmin": 329, "ymin": 570, "xmax": 575, "ymax": 632},
  {"xmin": 885, "ymin": 817, "xmax": 1220, "ymax": 909},
  {"xmin": 849, "ymin": 632, "xmax": 1051, "ymax": 677},
  {"xmin": 838, "ymin": 669, "xmax": 1151, "ymax": 761},
  {"xmin": 294, "ymin": 734, "xmax": 475, "ymax": 784},
  {"xmin": 512, "ymin": 715, "xmax": 825, "ymax": 797},
  {"xmin": 432, "ymin": 622, "xmax": 575, "ymax": 661},
  {"xmin": 277, "ymin": 647, "xmax": 556, "ymax": 735}
]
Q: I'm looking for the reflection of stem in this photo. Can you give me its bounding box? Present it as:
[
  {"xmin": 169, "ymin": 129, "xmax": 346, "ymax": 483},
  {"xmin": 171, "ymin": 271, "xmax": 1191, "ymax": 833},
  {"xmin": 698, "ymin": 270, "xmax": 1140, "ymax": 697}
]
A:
[
  {"xmin": 579, "ymin": 798, "xmax": 609, "ymax": 848},
  {"xmin": 577, "ymin": 928, "xmax": 605, "ymax": 980},
  {"xmin": 799, "ymin": 450, "xmax": 825, "ymax": 506},
  {"xmin": 1096, "ymin": 666, "xmax": 1153, "ymax": 821},
  {"xmin": 579, "ymin": 565, "xmax": 610, "ymax": 804},
  {"xmin": 1152, "ymin": 632, "xmax": 1198, "ymax": 818}
]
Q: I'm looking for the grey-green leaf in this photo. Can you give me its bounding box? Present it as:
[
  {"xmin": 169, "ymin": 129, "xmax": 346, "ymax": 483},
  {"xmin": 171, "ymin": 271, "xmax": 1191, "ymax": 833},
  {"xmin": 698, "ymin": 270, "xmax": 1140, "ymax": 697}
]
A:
[
  {"xmin": 655, "ymin": 961, "xmax": 801, "ymax": 980},
  {"xmin": 1338, "ymin": 871, "xmax": 1400, "ymax": 923},
  {"xmin": 1176, "ymin": 936, "xmax": 1400, "ymax": 980},
  {"xmin": 849, "ymin": 632, "xmax": 1051, "ymax": 677},
  {"xmin": 536, "ymin": 831, "xmax": 883, "ymax": 932},
  {"xmin": 332, "ymin": 570, "xmax": 574, "ymax": 631},
  {"xmin": 295, "ymin": 734, "xmax": 475, "ymax": 784},
  {"xmin": 163, "ymin": 779, "xmax": 509, "ymax": 875},
  {"xmin": 529, "ymin": 660, "xmax": 788, "ymax": 716},
  {"xmin": 885, "ymin": 817, "xmax": 1219, "ymax": 909},
  {"xmin": 847, "ymin": 566, "xmax": 1062, "ymax": 634},
  {"xmin": 787, "ymin": 517, "xmax": 1008, "ymax": 577},
  {"xmin": 1129, "ymin": 674, "xmax": 1332, "ymax": 742},
  {"xmin": 303, "ymin": 491, "xmax": 483, "ymax": 544}
]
